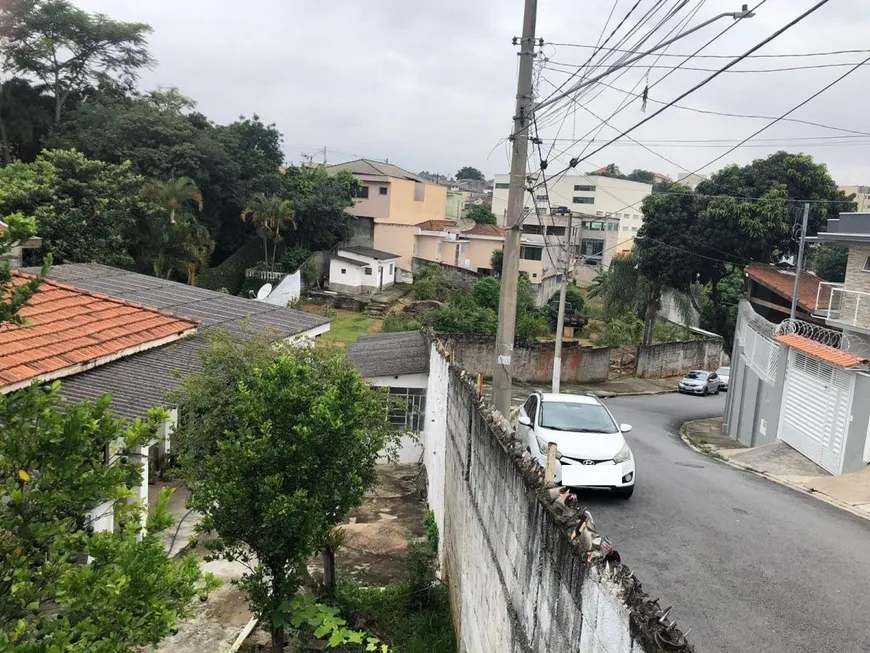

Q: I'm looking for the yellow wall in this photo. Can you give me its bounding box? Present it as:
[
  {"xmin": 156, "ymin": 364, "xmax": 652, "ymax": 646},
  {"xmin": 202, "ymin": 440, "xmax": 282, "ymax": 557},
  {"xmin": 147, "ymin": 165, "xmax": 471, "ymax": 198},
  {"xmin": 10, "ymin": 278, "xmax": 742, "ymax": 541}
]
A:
[
  {"xmin": 373, "ymin": 222, "xmax": 418, "ymax": 270},
  {"xmin": 346, "ymin": 179, "xmax": 392, "ymax": 220},
  {"xmin": 386, "ymin": 179, "xmax": 447, "ymax": 225}
]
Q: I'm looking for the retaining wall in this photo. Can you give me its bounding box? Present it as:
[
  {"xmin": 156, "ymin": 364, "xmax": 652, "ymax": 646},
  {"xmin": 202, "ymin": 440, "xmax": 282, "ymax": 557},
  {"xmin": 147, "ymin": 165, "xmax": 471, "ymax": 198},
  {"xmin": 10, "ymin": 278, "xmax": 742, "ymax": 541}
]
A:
[
  {"xmin": 635, "ymin": 339, "xmax": 723, "ymax": 379},
  {"xmin": 422, "ymin": 340, "xmax": 693, "ymax": 652},
  {"xmin": 446, "ymin": 333, "xmax": 611, "ymax": 384}
]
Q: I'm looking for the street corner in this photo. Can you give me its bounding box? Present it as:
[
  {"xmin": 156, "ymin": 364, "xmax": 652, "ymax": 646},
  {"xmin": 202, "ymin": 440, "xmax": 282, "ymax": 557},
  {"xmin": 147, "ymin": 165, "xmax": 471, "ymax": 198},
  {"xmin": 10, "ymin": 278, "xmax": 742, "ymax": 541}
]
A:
[{"xmin": 680, "ymin": 416, "xmax": 746, "ymax": 461}]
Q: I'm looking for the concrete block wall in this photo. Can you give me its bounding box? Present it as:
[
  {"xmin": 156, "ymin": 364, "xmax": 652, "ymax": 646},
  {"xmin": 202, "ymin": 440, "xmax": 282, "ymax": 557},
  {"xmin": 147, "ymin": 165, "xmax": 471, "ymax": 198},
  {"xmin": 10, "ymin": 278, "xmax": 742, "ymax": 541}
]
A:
[
  {"xmin": 447, "ymin": 333, "xmax": 611, "ymax": 384},
  {"xmin": 635, "ymin": 339, "xmax": 723, "ymax": 379},
  {"xmin": 423, "ymin": 340, "xmax": 693, "ymax": 652}
]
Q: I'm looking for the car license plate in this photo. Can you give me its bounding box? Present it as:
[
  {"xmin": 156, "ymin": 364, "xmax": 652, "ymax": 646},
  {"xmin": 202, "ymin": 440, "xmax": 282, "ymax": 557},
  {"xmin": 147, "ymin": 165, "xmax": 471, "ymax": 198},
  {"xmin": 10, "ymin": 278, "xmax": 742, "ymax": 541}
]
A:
[{"xmin": 561, "ymin": 464, "xmax": 620, "ymax": 487}]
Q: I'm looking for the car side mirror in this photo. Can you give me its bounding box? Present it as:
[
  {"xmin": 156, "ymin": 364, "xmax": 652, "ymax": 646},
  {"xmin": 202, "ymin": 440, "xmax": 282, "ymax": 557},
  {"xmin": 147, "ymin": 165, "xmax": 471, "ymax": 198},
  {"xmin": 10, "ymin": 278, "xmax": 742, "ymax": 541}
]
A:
[
  {"xmin": 620, "ymin": 423, "xmax": 632, "ymax": 433},
  {"xmin": 518, "ymin": 415, "xmax": 531, "ymax": 427}
]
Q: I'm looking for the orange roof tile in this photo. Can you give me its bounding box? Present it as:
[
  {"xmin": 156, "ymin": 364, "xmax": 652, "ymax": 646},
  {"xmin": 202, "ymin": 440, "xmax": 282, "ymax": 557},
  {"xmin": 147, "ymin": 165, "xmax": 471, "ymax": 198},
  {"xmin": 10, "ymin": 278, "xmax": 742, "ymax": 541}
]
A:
[
  {"xmin": 466, "ymin": 223, "xmax": 505, "ymax": 237},
  {"xmin": 0, "ymin": 272, "xmax": 199, "ymax": 391},
  {"xmin": 775, "ymin": 333, "xmax": 869, "ymax": 368},
  {"xmin": 416, "ymin": 219, "xmax": 457, "ymax": 232},
  {"xmin": 747, "ymin": 264, "xmax": 827, "ymax": 312}
]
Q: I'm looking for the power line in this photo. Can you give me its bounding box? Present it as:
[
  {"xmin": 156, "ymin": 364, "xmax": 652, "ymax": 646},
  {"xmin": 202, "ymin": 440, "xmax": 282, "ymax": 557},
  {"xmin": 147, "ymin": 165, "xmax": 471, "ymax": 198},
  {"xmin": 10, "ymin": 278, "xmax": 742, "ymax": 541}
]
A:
[
  {"xmin": 540, "ymin": 0, "xmax": 834, "ymax": 184},
  {"xmin": 545, "ymin": 59, "xmax": 870, "ymax": 74},
  {"xmin": 547, "ymin": 43, "xmax": 870, "ymax": 59}
]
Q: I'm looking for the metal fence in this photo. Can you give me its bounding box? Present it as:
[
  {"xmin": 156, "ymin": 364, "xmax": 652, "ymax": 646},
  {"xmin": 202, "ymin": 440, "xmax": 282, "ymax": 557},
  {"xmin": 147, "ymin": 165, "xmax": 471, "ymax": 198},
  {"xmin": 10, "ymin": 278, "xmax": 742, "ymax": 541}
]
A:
[{"xmin": 736, "ymin": 300, "xmax": 779, "ymax": 384}]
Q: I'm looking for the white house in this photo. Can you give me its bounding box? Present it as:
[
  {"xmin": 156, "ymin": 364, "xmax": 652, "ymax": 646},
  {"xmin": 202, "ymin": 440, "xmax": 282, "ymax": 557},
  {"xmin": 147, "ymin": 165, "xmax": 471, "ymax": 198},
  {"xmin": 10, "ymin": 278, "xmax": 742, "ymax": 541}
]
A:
[
  {"xmin": 328, "ymin": 245, "xmax": 400, "ymax": 295},
  {"xmin": 347, "ymin": 331, "xmax": 430, "ymax": 463}
]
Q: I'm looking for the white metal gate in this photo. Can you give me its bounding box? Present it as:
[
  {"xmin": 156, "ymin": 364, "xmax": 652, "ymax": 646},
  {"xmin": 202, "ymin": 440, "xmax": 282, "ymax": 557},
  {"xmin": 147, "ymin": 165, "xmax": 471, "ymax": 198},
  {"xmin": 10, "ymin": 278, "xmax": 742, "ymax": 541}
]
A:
[{"xmin": 778, "ymin": 350, "xmax": 854, "ymax": 474}]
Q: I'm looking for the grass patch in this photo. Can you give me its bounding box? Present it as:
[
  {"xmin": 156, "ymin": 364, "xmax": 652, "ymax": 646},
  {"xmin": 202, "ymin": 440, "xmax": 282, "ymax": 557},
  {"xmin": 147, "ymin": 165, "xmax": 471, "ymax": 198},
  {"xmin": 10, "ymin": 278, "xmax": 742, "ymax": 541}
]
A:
[
  {"xmin": 301, "ymin": 306, "xmax": 382, "ymax": 349},
  {"xmin": 333, "ymin": 580, "xmax": 456, "ymax": 653}
]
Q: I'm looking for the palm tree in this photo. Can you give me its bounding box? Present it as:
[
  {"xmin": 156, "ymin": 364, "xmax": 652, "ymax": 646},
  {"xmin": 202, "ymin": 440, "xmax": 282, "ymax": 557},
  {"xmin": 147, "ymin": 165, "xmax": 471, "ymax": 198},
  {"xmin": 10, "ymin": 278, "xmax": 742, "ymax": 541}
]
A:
[
  {"xmin": 141, "ymin": 176, "xmax": 204, "ymax": 225},
  {"xmin": 240, "ymin": 194, "xmax": 296, "ymax": 270},
  {"xmin": 176, "ymin": 217, "xmax": 214, "ymax": 286}
]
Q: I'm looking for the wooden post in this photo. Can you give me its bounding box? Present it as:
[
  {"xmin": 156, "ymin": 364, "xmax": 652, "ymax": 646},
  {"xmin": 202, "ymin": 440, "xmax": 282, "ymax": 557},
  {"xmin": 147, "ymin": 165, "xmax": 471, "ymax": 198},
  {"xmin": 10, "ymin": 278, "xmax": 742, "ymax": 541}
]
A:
[{"xmin": 544, "ymin": 442, "xmax": 558, "ymax": 485}]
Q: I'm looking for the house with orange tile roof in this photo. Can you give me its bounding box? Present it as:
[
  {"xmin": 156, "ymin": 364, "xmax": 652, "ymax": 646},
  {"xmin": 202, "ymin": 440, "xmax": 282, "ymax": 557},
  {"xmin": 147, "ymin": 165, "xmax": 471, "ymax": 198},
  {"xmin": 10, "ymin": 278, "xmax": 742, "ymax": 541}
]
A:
[
  {"xmin": 14, "ymin": 263, "xmax": 332, "ymax": 533},
  {"xmin": 744, "ymin": 263, "xmax": 830, "ymax": 325},
  {"xmin": 724, "ymin": 290, "xmax": 870, "ymax": 476}
]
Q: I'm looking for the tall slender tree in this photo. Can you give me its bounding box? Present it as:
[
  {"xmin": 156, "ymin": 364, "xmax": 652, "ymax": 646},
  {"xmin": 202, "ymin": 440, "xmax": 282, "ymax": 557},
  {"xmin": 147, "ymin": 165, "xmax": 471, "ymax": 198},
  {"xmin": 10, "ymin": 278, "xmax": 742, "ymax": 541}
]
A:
[
  {"xmin": 241, "ymin": 193, "xmax": 295, "ymax": 269},
  {"xmin": 141, "ymin": 176, "xmax": 203, "ymax": 225}
]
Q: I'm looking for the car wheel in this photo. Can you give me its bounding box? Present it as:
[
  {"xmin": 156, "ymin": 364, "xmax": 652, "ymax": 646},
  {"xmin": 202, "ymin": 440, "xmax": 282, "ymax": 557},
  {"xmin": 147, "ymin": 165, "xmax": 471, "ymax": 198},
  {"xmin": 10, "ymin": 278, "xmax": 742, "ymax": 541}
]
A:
[
  {"xmin": 614, "ymin": 487, "xmax": 634, "ymax": 499},
  {"xmin": 714, "ymin": 385, "xmax": 720, "ymax": 395},
  {"xmin": 702, "ymin": 386, "xmax": 708, "ymax": 396}
]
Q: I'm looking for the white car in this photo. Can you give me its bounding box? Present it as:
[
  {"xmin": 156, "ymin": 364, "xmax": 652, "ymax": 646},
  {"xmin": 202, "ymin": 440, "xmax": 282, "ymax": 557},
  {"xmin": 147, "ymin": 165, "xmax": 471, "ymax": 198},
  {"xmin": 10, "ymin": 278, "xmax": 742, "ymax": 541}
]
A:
[
  {"xmin": 514, "ymin": 392, "xmax": 636, "ymax": 499},
  {"xmin": 716, "ymin": 366, "xmax": 731, "ymax": 391}
]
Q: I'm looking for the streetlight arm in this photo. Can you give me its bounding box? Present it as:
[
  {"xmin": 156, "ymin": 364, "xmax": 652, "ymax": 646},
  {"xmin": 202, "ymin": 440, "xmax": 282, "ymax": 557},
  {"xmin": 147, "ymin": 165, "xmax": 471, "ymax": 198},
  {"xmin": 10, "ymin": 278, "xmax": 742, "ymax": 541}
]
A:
[{"xmin": 534, "ymin": 5, "xmax": 755, "ymax": 113}]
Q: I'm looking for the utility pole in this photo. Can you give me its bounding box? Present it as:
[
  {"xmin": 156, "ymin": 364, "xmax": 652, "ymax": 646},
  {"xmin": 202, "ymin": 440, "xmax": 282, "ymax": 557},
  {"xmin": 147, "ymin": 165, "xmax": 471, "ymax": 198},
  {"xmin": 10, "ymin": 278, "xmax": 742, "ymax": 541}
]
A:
[
  {"xmin": 552, "ymin": 212, "xmax": 575, "ymax": 393},
  {"xmin": 493, "ymin": 0, "xmax": 538, "ymax": 417},
  {"xmin": 322, "ymin": 146, "xmax": 327, "ymax": 165},
  {"xmin": 790, "ymin": 202, "xmax": 810, "ymax": 320}
]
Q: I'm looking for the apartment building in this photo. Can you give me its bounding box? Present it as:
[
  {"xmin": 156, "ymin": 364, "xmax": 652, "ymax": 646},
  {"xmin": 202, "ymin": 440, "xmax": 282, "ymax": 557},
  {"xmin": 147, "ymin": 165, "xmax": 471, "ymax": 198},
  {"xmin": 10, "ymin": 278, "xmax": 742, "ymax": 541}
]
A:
[{"xmin": 491, "ymin": 173, "xmax": 652, "ymax": 254}]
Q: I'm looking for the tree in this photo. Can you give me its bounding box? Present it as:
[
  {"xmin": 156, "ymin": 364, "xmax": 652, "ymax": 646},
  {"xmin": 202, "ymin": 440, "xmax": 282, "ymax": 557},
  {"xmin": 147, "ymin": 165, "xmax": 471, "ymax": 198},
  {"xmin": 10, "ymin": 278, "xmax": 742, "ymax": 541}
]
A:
[
  {"xmin": 172, "ymin": 340, "xmax": 399, "ymax": 652},
  {"xmin": 2, "ymin": 0, "xmax": 154, "ymax": 123},
  {"xmin": 0, "ymin": 384, "xmax": 216, "ymax": 651},
  {"xmin": 0, "ymin": 77, "xmax": 53, "ymax": 164},
  {"xmin": 141, "ymin": 176, "xmax": 203, "ymax": 225},
  {"xmin": 490, "ymin": 248, "xmax": 503, "ymax": 276},
  {"xmin": 698, "ymin": 265, "xmax": 744, "ymax": 351},
  {"xmin": 587, "ymin": 163, "xmax": 622, "ymax": 178},
  {"xmin": 455, "ymin": 166, "xmax": 484, "ymax": 181},
  {"xmin": 466, "ymin": 204, "xmax": 497, "ymax": 225},
  {"xmin": 471, "ymin": 276, "xmax": 500, "ymax": 311},
  {"xmin": 241, "ymin": 193, "xmax": 296, "ymax": 270},
  {"xmin": 0, "ymin": 149, "xmax": 154, "ymax": 267},
  {"xmin": 812, "ymin": 244, "xmax": 848, "ymax": 283},
  {"xmin": 0, "ymin": 212, "xmax": 45, "ymax": 324}
]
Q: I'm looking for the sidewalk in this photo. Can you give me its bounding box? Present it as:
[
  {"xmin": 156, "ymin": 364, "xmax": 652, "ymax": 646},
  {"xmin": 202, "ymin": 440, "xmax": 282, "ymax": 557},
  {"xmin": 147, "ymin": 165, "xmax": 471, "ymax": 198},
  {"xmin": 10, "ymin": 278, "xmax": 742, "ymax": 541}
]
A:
[
  {"xmin": 485, "ymin": 376, "xmax": 680, "ymax": 408},
  {"xmin": 682, "ymin": 417, "xmax": 870, "ymax": 521}
]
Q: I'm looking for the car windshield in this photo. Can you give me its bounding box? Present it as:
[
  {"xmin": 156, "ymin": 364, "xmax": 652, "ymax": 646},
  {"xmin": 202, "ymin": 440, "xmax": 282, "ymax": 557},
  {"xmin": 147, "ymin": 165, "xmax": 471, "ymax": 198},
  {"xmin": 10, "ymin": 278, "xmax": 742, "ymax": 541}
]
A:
[
  {"xmin": 685, "ymin": 371, "xmax": 705, "ymax": 380},
  {"xmin": 538, "ymin": 401, "xmax": 619, "ymax": 433},
  {"xmin": 717, "ymin": 367, "xmax": 730, "ymax": 375}
]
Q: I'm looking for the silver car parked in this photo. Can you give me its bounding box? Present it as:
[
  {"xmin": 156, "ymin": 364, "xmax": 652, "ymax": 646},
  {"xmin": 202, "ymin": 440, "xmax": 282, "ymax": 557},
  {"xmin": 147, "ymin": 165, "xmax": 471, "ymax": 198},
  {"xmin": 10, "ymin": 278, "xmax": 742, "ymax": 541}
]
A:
[
  {"xmin": 678, "ymin": 370, "xmax": 721, "ymax": 396},
  {"xmin": 716, "ymin": 366, "xmax": 730, "ymax": 391}
]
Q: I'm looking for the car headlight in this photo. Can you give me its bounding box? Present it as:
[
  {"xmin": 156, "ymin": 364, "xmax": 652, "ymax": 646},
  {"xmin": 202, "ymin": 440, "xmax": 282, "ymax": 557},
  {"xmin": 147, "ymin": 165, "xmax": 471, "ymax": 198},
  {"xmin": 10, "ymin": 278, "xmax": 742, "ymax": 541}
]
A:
[
  {"xmin": 613, "ymin": 443, "xmax": 632, "ymax": 464},
  {"xmin": 535, "ymin": 436, "xmax": 562, "ymax": 459}
]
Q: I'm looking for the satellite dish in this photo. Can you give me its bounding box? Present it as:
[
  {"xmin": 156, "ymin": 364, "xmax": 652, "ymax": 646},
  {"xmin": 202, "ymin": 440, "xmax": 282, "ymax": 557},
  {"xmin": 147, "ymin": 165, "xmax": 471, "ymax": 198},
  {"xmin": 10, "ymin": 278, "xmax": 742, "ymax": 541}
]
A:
[
  {"xmin": 458, "ymin": 218, "xmax": 476, "ymax": 232},
  {"xmin": 256, "ymin": 283, "xmax": 273, "ymax": 300}
]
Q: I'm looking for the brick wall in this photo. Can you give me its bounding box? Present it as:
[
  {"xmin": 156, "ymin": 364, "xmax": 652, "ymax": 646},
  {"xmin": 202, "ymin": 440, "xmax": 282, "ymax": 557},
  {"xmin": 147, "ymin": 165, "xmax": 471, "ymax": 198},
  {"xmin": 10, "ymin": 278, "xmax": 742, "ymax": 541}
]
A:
[
  {"xmin": 446, "ymin": 333, "xmax": 611, "ymax": 384},
  {"xmin": 635, "ymin": 339, "xmax": 723, "ymax": 379},
  {"xmin": 422, "ymin": 339, "xmax": 693, "ymax": 652},
  {"xmin": 412, "ymin": 257, "xmax": 484, "ymax": 284}
]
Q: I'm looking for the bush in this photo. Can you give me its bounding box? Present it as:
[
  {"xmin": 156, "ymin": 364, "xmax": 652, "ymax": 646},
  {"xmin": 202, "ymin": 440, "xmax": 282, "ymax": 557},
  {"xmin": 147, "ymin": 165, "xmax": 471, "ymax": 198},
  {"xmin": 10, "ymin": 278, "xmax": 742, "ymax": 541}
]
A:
[
  {"xmin": 414, "ymin": 278, "xmax": 436, "ymax": 300},
  {"xmin": 472, "ymin": 277, "xmax": 500, "ymax": 311},
  {"xmin": 515, "ymin": 312, "xmax": 548, "ymax": 346},
  {"xmin": 197, "ymin": 239, "xmax": 266, "ymax": 294},
  {"xmin": 406, "ymin": 540, "xmax": 437, "ymax": 610},
  {"xmin": 301, "ymin": 256, "xmax": 321, "ymax": 289},
  {"xmin": 280, "ymin": 246, "xmax": 311, "ymax": 273},
  {"xmin": 653, "ymin": 321, "xmax": 693, "ymax": 343},
  {"xmin": 427, "ymin": 304, "xmax": 497, "ymax": 335},
  {"xmin": 424, "ymin": 510, "xmax": 439, "ymax": 551},
  {"xmin": 382, "ymin": 315, "xmax": 422, "ymax": 333}
]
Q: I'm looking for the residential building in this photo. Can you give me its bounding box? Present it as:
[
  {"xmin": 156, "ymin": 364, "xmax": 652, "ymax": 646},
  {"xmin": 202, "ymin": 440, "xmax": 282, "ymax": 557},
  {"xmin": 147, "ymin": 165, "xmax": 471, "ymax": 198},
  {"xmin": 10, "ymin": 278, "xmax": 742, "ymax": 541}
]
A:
[
  {"xmin": 15, "ymin": 263, "xmax": 330, "ymax": 531},
  {"xmin": 328, "ymin": 246, "xmax": 400, "ymax": 295},
  {"xmin": 490, "ymin": 173, "xmax": 652, "ymax": 253},
  {"xmin": 327, "ymin": 159, "xmax": 449, "ymax": 273},
  {"xmin": 572, "ymin": 215, "xmax": 621, "ymax": 286},
  {"xmin": 446, "ymin": 191, "xmax": 464, "ymax": 220},
  {"xmin": 347, "ymin": 330, "xmax": 430, "ymax": 463},
  {"xmin": 813, "ymin": 212, "xmax": 870, "ymax": 352},
  {"xmin": 674, "ymin": 172, "xmax": 706, "ymax": 190},
  {"xmin": 837, "ymin": 185, "xmax": 870, "ymax": 212},
  {"xmin": 1, "ymin": 220, "xmax": 42, "ymax": 267},
  {"xmin": 745, "ymin": 264, "xmax": 828, "ymax": 325}
]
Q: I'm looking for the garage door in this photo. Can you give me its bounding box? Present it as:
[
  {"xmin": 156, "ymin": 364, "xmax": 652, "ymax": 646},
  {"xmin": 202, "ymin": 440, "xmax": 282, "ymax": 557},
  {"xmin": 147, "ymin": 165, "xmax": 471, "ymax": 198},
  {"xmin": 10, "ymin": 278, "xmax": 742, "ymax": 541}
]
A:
[{"xmin": 778, "ymin": 350, "xmax": 854, "ymax": 474}]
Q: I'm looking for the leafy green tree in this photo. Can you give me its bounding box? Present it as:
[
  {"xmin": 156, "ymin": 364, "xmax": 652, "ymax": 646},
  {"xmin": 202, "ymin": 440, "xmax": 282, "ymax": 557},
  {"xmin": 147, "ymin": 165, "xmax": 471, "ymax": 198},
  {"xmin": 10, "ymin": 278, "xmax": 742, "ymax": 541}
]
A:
[
  {"xmin": 428, "ymin": 304, "xmax": 497, "ymax": 335},
  {"xmin": 413, "ymin": 277, "xmax": 436, "ymax": 300},
  {"xmin": 0, "ymin": 212, "xmax": 46, "ymax": 324},
  {"xmin": 279, "ymin": 165, "xmax": 359, "ymax": 252},
  {"xmin": 812, "ymin": 244, "xmax": 848, "ymax": 283},
  {"xmin": 0, "ymin": 383, "xmax": 216, "ymax": 651},
  {"xmin": 172, "ymin": 341, "xmax": 399, "ymax": 652},
  {"xmin": 241, "ymin": 193, "xmax": 296, "ymax": 270},
  {"xmin": 471, "ymin": 276, "xmax": 500, "ymax": 311},
  {"xmin": 2, "ymin": 0, "xmax": 154, "ymax": 123},
  {"xmin": 490, "ymin": 248, "xmax": 503, "ymax": 276},
  {"xmin": 455, "ymin": 166, "xmax": 484, "ymax": 181},
  {"xmin": 0, "ymin": 149, "xmax": 154, "ymax": 267},
  {"xmin": 698, "ymin": 265, "xmax": 744, "ymax": 351},
  {"xmin": 141, "ymin": 176, "xmax": 203, "ymax": 225},
  {"xmin": 466, "ymin": 204, "xmax": 497, "ymax": 225},
  {"xmin": 0, "ymin": 77, "xmax": 53, "ymax": 164}
]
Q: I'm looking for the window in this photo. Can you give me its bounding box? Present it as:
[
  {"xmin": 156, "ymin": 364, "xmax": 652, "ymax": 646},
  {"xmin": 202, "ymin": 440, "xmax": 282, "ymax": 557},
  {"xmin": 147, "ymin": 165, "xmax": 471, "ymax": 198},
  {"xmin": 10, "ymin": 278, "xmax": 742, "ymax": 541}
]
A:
[
  {"xmin": 379, "ymin": 186, "xmax": 388, "ymax": 195},
  {"xmin": 632, "ymin": 227, "xmax": 638, "ymax": 232},
  {"xmin": 535, "ymin": 194, "xmax": 549, "ymax": 202},
  {"xmin": 412, "ymin": 242, "xmax": 418, "ymax": 255},
  {"xmin": 364, "ymin": 267, "xmax": 373, "ymax": 275},
  {"xmin": 356, "ymin": 185, "xmax": 369, "ymax": 199},
  {"xmin": 523, "ymin": 395, "xmax": 538, "ymax": 423},
  {"xmin": 548, "ymin": 226, "xmax": 566, "ymax": 236},
  {"xmin": 605, "ymin": 212, "xmax": 612, "ymax": 217},
  {"xmin": 572, "ymin": 196, "xmax": 594, "ymax": 204},
  {"xmin": 622, "ymin": 226, "xmax": 628, "ymax": 231},
  {"xmin": 596, "ymin": 211, "xmax": 604, "ymax": 216},
  {"xmin": 389, "ymin": 387, "xmax": 426, "ymax": 431},
  {"xmin": 573, "ymin": 184, "xmax": 596, "ymax": 192},
  {"xmin": 539, "ymin": 401, "xmax": 618, "ymax": 433},
  {"xmin": 341, "ymin": 268, "xmax": 347, "ymax": 274},
  {"xmin": 495, "ymin": 182, "xmax": 510, "ymax": 189},
  {"xmin": 863, "ymin": 256, "xmax": 870, "ymax": 272},
  {"xmin": 634, "ymin": 214, "xmax": 640, "ymax": 220},
  {"xmin": 520, "ymin": 246, "xmax": 543, "ymax": 261},
  {"xmin": 389, "ymin": 263, "xmax": 394, "ymax": 274},
  {"xmin": 414, "ymin": 181, "xmax": 425, "ymax": 201},
  {"xmin": 523, "ymin": 224, "xmax": 544, "ymax": 235}
]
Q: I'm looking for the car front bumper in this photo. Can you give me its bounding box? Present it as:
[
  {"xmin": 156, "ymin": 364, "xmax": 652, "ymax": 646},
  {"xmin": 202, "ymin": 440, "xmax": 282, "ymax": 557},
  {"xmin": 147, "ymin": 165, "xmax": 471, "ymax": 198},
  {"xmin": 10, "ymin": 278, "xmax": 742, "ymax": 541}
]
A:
[
  {"xmin": 679, "ymin": 384, "xmax": 706, "ymax": 394},
  {"xmin": 540, "ymin": 456, "xmax": 636, "ymax": 489}
]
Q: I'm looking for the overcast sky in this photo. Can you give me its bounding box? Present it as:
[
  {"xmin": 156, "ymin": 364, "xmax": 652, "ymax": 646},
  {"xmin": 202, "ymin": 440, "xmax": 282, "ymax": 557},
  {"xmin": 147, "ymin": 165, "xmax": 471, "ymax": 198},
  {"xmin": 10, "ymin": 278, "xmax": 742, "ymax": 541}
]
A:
[{"xmin": 75, "ymin": 0, "xmax": 870, "ymax": 184}]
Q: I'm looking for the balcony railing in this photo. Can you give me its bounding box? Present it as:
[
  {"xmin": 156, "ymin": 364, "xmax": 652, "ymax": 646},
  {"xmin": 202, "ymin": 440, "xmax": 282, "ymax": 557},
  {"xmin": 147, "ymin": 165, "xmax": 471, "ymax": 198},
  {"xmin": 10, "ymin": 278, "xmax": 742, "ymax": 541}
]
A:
[{"xmin": 815, "ymin": 282, "xmax": 870, "ymax": 329}]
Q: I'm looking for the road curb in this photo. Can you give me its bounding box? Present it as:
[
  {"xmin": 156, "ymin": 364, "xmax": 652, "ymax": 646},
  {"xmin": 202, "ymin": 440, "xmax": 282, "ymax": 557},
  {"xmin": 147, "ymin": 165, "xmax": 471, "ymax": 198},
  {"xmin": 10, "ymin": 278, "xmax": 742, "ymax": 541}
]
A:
[
  {"xmin": 679, "ymin": 421, "xmax": 870, "ymax": 523},
  {"xmin": 592, "ymin": 388, "xmax": 678, "ymax": 399}
]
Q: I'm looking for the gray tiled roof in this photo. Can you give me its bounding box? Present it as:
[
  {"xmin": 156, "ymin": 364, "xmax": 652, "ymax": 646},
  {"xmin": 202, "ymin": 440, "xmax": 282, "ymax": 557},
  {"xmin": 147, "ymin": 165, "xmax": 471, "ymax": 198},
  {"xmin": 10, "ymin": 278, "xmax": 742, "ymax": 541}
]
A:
[
  {"xmin": 326, "ymin": 159, "xmax": 423, "ymax": 183},
  {"xmin": 337, "ymin": 246, "xmax": 399, "ymax": 261},
  {"xmin": 23, "ymin": 264, "xmax": 330, "ymax": 418},
  {"xmin": 347, "ymin": 331, "xmax": 430, "ymax": 378}
]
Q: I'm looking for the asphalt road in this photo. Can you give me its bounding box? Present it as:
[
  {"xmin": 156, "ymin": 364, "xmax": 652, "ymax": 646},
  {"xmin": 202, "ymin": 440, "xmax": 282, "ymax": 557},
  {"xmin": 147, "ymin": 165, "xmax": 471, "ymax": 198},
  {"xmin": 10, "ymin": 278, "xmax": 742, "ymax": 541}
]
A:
[{"xmin": 576, "ymin": 393, "xmax": 870, "ymax": 653}]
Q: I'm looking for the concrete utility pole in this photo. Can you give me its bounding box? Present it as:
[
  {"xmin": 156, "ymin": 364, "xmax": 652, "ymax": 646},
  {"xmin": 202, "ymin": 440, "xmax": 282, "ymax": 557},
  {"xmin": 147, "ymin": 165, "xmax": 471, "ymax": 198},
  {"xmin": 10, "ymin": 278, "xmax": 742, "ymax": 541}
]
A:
[
  {"xmin": 493, "ymin": 0, "xmax": 538, "ymax": 417},
  {"xmin": 790, "ymin": 202, "xmax": 811, "ymax": 320},
  {"xmin": 322, "ymin": 146, "xmax": 327, "ymax": 165},
  {"xmin": 552, "ymin": 212, "xmax": 575, "ymax": 393}
]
